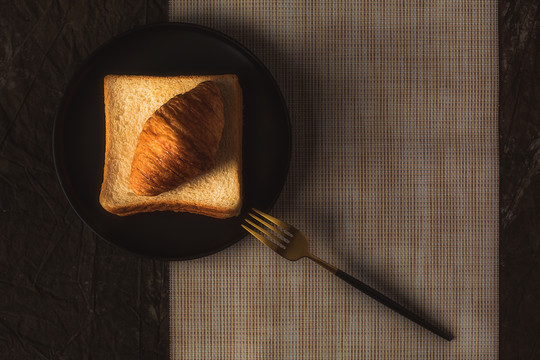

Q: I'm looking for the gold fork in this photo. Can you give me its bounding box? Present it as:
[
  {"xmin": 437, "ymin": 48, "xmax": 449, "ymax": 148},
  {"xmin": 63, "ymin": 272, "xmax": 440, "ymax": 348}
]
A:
[{"xmin": 242, "ymin": 208, "xmax": 453, "ymax": 341}]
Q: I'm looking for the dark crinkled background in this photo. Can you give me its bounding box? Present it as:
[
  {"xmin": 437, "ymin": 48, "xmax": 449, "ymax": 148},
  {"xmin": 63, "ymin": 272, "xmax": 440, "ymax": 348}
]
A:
[
  {"xmin": 500, "ymin": 0, "xmax": 540, "ymax": 359},
  {"xmin": 0, "ymin": 1, "xmax": 168, "ymax": 359}
]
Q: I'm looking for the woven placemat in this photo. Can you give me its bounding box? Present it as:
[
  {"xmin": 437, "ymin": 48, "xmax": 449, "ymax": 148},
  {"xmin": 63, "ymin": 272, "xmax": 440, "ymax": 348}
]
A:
[{"xmin": 169, "ymin": 1, "xmax": 498, "ymax": 358}]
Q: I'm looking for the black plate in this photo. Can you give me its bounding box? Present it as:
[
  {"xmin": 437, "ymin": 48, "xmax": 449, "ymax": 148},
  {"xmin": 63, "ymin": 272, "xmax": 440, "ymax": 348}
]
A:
[{"xmin": 53, "ymin": 23, "xmax": 291, "ymax": 260}]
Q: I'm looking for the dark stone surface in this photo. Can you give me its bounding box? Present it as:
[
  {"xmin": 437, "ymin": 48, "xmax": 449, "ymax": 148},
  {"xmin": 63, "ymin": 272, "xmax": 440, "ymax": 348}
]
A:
[
  {"xmin": 0, "ymin": 1, "xmax": 168, "ymax": 359},
  {"xmin": 499, "ymin": 0, "xmax": 540, "ymax": 359}
]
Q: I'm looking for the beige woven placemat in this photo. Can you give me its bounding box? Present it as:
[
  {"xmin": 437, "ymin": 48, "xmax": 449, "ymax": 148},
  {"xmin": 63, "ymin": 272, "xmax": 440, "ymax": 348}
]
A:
[{"xmin": 169, "ymin": 1, "xmax": 498, "ymax": 358}]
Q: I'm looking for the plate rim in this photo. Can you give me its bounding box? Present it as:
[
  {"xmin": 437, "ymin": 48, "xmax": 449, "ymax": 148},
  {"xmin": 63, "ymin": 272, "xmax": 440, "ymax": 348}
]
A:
[{"xmin": 52, "ymin": 22, "xmax": 292, "ymax": 260}]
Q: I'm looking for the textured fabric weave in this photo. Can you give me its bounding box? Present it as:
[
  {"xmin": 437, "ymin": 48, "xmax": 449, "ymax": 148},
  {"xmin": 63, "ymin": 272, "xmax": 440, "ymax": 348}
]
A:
[{"xmin": 169, "ymin": 1, "xmax": 498, "ymax": 358}]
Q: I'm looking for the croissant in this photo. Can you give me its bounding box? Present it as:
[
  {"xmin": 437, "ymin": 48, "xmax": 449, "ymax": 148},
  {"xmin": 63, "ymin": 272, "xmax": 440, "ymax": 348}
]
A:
[{"xmin": 129, "ymin": 81, "xmax": 225, "ymax": 196}]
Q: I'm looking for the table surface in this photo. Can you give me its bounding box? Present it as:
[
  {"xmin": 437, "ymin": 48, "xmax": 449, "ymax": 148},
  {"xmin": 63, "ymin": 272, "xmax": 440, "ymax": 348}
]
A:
[
  {"xmin": 0, "ymin": 0, "xmax": 537, "ymax": 359},
  {"xmin": 499, "ymin": 1, "xmax": 540, "ymax": 358}
]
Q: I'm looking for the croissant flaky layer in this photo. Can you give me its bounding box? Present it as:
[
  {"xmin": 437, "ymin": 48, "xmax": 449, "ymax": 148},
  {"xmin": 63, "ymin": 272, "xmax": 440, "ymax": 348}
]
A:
[{"xmin": 129, "ymin": 81, "xmax": 225, "ymax": 196}]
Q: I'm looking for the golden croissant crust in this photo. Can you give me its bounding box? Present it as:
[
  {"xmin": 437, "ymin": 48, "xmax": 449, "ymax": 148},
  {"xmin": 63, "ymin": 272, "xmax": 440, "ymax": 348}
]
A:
[{"xmin": 129, "ymin": 81, "xmax": 225, "ymax": 196}]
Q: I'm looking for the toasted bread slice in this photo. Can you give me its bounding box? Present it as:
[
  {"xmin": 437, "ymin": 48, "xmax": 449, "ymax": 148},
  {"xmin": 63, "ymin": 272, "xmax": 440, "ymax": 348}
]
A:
[{"xmin": 99, "ymin": 75, "xmax": 242, "ymax": 218}]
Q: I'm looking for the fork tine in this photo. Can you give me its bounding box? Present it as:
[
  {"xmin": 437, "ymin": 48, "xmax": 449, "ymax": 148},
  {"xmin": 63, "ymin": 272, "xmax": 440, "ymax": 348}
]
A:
[
  {"xmin": 248, "ymin": 212, "xmax": 291, "ymax": 242},
  {"xmin": 252, "ymin": 208, "xmax": 296, "ymax": 234},
  {"xmin": 241, "ymin": 224, "xmax": 281, "ymax": 252},
  {"xmin": 245, "ymin": 219, "xmax": 287, "ymax": 246}
]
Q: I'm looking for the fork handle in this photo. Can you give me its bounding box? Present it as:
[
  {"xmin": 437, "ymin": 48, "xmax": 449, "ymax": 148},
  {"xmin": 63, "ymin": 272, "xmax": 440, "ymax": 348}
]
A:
[{"xmin": 333, "ymin": 268, "xmax": 453, "ymax": 341}]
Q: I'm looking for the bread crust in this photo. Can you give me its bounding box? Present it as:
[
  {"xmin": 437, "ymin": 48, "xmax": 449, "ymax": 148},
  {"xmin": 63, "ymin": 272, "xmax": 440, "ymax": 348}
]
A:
[
  {"xmin": 101, "ymin": 201, "xmax": 241, "ymax": 218},
  {"xmin": 99, "ymin": 74, "xmax": 242, "ymax": 218}
]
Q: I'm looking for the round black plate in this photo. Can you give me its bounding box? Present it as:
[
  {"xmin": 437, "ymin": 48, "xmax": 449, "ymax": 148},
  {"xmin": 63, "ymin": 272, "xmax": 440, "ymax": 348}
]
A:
[{"xmin": 53, "ymin": 23, "xmax": 291, "ymax": 260}]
